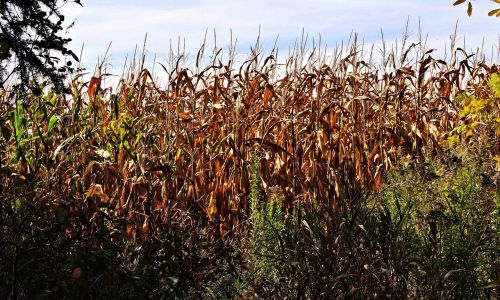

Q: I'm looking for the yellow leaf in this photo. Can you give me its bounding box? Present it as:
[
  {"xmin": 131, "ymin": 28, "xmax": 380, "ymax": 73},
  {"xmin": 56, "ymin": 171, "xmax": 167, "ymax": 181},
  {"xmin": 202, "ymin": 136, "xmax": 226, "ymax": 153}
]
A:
[
  {"xmin": 447, "ymin": 135, "xmax": 460, "ymax": 145},
  {"xmin": 465, "ymin": 128, "xmax": 474, "ymax": 137},
  {"xmin": 175, "ymin": 148, "xmax": 182, "ymax": 160},
  {"xmin": 207, "ymin": 192, "xmax": 217, "ymax": 221}
]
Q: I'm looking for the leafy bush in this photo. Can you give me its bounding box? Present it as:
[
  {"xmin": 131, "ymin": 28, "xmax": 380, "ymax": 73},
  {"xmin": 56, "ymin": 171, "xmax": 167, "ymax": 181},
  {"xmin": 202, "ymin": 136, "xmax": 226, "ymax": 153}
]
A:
[
  {"xmin": 238, "ymin": 155, "xmax": 499, "ymax": 299},
  {"xmin": 247, "ymin": 154, "xmax": 286, "ymax": 292}
]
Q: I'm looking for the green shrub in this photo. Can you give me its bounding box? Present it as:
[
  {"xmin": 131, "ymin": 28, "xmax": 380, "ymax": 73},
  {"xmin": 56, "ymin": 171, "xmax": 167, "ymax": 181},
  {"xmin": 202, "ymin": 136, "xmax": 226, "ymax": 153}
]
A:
[
  {"xmin": 376, "ymin": 157, "xmax": 500, "ymax": 299},
  {"xmin": 241, "ymin": 154, "xmax": 499, "ymax": 299},
  {"xmin": 248, "ymin": 154, "xmax": 285, "ymax": 281}
]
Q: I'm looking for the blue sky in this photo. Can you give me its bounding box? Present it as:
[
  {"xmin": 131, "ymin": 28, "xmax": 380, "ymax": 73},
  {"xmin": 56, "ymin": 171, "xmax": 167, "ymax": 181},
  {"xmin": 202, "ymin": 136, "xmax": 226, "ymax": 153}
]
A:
[{"xmin": 62, "ymin": 0, "xmax": 500, "ymax": 72}]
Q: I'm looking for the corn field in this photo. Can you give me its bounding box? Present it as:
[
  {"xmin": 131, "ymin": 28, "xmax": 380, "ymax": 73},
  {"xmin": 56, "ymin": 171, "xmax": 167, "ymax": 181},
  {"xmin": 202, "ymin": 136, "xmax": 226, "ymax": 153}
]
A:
[
  {"xmin": 0, "ymin": 34, "xmax": 499, "ymax": 298},
  {"xmin": 1, "ymin": 36, "xmax": 499, "ymax": 236}
]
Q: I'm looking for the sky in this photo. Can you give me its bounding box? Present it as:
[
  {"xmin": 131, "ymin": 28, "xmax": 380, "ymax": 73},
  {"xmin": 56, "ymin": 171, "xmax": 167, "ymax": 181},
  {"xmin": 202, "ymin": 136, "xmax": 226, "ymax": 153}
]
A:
[{"xmin": 61, "ymin": 0, "xmax": 500, "ymax": 74}]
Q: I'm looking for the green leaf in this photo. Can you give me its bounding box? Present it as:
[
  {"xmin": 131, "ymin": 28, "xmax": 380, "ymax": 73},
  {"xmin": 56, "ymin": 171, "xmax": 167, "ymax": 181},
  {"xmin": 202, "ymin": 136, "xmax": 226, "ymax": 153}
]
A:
[
  {"xmin": 47, "ymin": 115, "xmax": 59, "ymax": 135},
  {"xmin": 13, "ymin": 101, "xmax": 25, "ymax": 142},
  {"xmin": 13, "ymin": 199, "xmax": 23, "ymax": 212},
  {"xmin": 488, "ymin": 73, "xmax": 500, "ymax": 97},
  {"xmin": 133, "ymin": 132, "xmax": 143, "ymax": 148},
  {"xmin": 19, "ymin": 136, "xmax": 40, "ymax": 147},
  {"xmin": 12, "ymin": 100, "xmax": 26, "ymax": 161}
]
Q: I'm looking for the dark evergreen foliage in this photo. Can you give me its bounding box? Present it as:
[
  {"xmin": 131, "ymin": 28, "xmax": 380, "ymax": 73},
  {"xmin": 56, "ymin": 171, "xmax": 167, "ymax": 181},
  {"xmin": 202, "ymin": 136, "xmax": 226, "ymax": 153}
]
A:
[{"xmin": 0, "ymin": 0, "xmax": 80, "ymax": 91}]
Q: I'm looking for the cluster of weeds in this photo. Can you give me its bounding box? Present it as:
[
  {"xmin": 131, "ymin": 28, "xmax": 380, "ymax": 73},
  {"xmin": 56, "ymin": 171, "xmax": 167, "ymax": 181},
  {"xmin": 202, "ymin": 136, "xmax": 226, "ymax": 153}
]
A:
[{"xmin": 240, "ymin": 154, "xmax": 499, "ymax": 299}]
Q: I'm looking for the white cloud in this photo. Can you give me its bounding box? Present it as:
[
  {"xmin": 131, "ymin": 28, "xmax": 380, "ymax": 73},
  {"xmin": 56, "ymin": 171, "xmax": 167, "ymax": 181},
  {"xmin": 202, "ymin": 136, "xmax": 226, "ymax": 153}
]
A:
[{"xmin": 61, "ymin": 0, "xmax": 499, "ymax": 73}]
